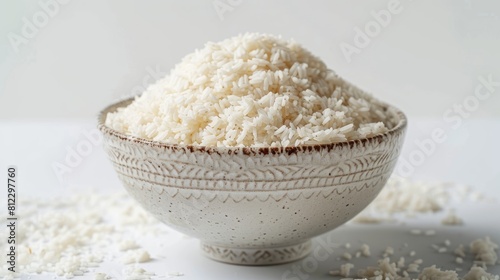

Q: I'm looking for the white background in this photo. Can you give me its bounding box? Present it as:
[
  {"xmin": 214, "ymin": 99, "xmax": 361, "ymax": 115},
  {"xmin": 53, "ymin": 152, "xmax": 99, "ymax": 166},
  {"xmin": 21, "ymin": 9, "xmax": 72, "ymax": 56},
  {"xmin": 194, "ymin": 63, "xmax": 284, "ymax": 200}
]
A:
[
  {"xmin": 1, "ymin": 0, "xmax": 500, "ymax": 119},
  {"xmin": 1, "ymin": 1, "xmax": 500, "ymax": 279}
]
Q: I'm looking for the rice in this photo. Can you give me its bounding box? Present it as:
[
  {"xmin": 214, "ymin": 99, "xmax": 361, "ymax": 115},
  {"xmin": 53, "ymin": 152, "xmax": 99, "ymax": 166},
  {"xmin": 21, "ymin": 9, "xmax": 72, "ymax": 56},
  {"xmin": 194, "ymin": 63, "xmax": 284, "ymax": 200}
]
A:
[{"xmin": 105, "ymin": 33, "xmax": 390, "ymax": 147}]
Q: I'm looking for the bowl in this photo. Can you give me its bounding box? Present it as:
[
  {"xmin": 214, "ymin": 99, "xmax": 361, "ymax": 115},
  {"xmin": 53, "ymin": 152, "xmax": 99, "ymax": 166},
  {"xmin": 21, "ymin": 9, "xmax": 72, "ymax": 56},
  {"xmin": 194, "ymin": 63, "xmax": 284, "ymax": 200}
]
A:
[{"xmin": 98, "ymin": 98, "xmax": 407, "ymax": 265}]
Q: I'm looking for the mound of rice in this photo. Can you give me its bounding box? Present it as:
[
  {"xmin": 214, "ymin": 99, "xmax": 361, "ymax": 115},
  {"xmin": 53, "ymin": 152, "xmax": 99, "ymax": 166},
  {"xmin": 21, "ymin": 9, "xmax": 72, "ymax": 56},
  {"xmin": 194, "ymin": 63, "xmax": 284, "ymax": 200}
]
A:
[{"xmin": 106, "ymin": 33, "xmax": 391, "ymax": 147}]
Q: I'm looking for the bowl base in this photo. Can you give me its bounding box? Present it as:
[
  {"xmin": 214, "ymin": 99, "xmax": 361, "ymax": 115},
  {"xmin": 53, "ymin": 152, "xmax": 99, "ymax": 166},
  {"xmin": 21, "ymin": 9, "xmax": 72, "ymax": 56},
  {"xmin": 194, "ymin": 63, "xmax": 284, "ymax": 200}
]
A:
[{"xmin": 200, "ymin": 240, "xmax": 312, "ymax": 265}]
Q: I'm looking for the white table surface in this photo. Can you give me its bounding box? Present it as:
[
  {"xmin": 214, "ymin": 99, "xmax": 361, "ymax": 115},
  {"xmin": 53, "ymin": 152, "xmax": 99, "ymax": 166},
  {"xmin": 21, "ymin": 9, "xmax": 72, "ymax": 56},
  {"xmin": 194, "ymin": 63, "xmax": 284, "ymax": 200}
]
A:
[{"xmin": 0, "ymin": 118, "xmax": 499, "ymax": 279}]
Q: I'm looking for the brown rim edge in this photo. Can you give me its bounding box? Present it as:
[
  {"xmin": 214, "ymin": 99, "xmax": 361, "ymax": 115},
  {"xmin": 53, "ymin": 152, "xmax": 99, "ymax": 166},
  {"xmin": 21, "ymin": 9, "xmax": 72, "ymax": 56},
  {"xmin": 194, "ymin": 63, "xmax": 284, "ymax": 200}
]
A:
[{"xmin": 97, "ymin": 97, "xmax": 407, "ymax": 155}]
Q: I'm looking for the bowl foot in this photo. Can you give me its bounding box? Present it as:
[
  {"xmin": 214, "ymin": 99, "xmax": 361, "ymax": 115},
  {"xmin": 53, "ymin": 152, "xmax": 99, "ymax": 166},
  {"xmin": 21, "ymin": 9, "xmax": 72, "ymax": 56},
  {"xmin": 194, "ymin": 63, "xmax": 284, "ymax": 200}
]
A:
[{"xmin": 200, "ymin": 240, "xmax": 312, "ymax": 265}]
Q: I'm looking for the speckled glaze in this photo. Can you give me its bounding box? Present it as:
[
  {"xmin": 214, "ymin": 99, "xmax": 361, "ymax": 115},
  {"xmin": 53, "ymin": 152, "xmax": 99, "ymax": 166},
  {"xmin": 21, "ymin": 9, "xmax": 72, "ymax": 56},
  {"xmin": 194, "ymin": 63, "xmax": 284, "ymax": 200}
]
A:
[{"xmin": 98, "ymin": 98, "xmax": 407, "ymax": 265}]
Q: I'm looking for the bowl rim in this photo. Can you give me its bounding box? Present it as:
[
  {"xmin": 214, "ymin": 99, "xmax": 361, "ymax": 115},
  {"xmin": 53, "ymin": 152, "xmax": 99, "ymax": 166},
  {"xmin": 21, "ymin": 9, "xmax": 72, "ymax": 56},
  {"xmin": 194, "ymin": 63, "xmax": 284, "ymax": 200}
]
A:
[{"xmin": 98, "ymin": 97, "xmax": 407, "ymax": 155}]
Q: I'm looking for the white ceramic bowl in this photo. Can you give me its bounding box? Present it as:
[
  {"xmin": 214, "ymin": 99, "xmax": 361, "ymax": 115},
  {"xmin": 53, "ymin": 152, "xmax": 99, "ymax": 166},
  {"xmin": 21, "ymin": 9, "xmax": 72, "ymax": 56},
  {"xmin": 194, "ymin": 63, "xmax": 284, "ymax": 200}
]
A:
[{"xmin": 98, "ymin": 98, "xmax": 407, "ymax": 265}]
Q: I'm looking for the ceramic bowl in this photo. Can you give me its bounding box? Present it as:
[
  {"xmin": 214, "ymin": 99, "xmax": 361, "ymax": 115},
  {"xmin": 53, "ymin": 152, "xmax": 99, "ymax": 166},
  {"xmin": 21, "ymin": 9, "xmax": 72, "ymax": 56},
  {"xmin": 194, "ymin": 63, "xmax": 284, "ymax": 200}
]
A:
[{"xmin": 98, "ymin": 98, "xmax": 407, "ymax": 265}]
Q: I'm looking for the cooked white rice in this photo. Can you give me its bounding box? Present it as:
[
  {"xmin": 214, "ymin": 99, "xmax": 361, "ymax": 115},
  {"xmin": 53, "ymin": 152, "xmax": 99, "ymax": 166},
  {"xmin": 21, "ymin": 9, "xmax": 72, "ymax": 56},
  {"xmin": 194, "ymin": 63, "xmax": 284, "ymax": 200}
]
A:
[{"xmin": 106, "ymin": 33, "xmax": 390, "ymax": 147}]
